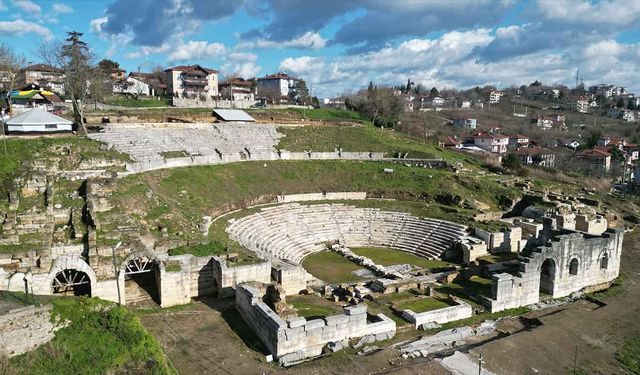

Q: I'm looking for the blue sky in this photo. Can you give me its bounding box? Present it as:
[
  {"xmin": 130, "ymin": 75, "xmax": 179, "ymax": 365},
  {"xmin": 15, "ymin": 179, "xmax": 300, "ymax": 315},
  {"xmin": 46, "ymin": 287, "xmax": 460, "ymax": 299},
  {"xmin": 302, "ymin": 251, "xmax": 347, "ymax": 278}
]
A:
[{"xmin": 1, "ymin": 0, "xmax": 640, "ymax": 97}]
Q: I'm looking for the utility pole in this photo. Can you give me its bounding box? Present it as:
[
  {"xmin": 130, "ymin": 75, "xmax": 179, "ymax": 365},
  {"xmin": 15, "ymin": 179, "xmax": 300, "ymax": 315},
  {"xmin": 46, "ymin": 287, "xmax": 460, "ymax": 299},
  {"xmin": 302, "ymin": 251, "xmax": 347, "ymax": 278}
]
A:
[
  {"xmin": 112, "ymin": 241, "xmax": 122, "ymax": 305},
  {"xmin": 478, "ymin": 353, "xmax": 484, "ymax": 375}
]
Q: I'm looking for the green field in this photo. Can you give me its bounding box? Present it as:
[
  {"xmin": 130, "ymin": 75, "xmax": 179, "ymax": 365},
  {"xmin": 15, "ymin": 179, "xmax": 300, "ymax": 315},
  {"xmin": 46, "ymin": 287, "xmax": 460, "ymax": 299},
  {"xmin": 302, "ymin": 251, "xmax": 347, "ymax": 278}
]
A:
[
  {"xmin": 395, "ymin": 297, "xmax": 453, "ymax": 313},
  {"xmin": 5, "ymin": 294, "xmax": 171, "ymax": 374},
  {"xmin": 277, "ymin": 124, "xmax": 473, "ymax": 160},
  {"xmin": 302, "ymin": 251, "xmax": 368, "ymax": 284},
  {"xmin": 351, "ymin": 247, "xmax": 451, "ymax": 269},
  {"xmin": 287, "ymin": 294, "xmax": 343, "ymax": 319}
]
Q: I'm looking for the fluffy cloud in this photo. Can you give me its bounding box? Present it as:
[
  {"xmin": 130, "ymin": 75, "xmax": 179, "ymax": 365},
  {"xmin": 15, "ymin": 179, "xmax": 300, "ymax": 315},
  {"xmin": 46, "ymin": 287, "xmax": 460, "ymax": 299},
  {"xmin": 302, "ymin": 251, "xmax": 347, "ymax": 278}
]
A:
[
  {"xmin": 0, "ymin": 19, "xmax": 51, "ymax": 38},
  {"xmin": 221, "ymin": 51, "xmax": 261, "ymax": 78},
  {"xmin": 239, "ymin": 32, "xmax": 327, "ymax": 50},
  {"xmin": 52, "ymin": 3, "xmax": 73, "ymax": 14},
  {"xmin": 280, "ymin": 29, "xmax": 640, "ymax": 98},
  {"xmin": 246, "ymin": 0, "xmax": 514, "ymax": 51},
  {"xmin": 13, "ymin": 0, "xmax": 40, "ymax": 14},
  {"xmin": 100, "ymin": 0, "xmax": 245, "ymax": 46},
  {"xmin": 167, "ymin": 40, "xmax": 226, "ymax": 62}
]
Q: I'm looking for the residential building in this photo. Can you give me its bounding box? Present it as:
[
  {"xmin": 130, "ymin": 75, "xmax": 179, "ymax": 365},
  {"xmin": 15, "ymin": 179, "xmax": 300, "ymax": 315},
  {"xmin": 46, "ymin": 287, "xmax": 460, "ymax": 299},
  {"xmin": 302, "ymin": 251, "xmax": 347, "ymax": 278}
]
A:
[
  {"xmin": 597, "ymin": 136, "xmax": 628, "ymax": 148},
  {"xmin": 557, "ymin": 138, "xmax": 581, "ymax": 150},
  {"xmin": 113, "ymin": 72, "xmax": 166, "ymax": 97},
  {"xmin": 472, "ymin": 132, "xmax": 509, "ymax": 154},
  {"xmin": 8, "ymin": 83, "xmax": 64, "ymax": 112},
  {"xmin": 256, "ymin": 72, "xmax": 299, "ymax": 100},
  {"xmin": 460, "ymin": 100, "xmax": 471, "ymax": 109},
  {"xmin": 474, "ymin": 100, "xmax": 484, "ymax": 109},
  {"xmin": 431, "ymin": 96, "xmax": 445, "ymax": 107},
  {"xmin": 607, "ymin": 108, "xmax": 636, "ymax": 121},
  {"xmin": 489, "ymin": 90, "xmax": 503, "ymax": 104},
  {"xmin": 574, "ymin": 148, "xmax": 611, "ymax": 173},
  {"xmin": 439, "ymin": 136, "xmax": 462, "ymax": 149},
  {"xmin": 452, "ymin": 117, "xmax": 477, "ymax": 129},
  {"xmin": 22, "ymin": 64, "xmax": 65, "ymax": 94},
  {"xmin": 589, "ymin": 84, "xmax": 625, "ymax": 98},
  {"xmin": 219, "ymin": 78, "xmax": 255, "ymax": 101},
  {"xmin": 165, "ymin": 64, "xmax": 218, "ymax": 99},
  {"xmin": 531, "ymin": 114, "xmax": 566, "ymax": 130},
  {"xmin": 109, "ymin": 68, "xmax": 126, "ymax": 81},
  {"xmin": 564, "ymin": 96, "xmax": 589, "ymax": 113},
  {"xmin": 513, "ymin": 146, "xmax": 556, "ymax": 168},
  {"xmin": 508, "ymin": 134, "xmax": 530, "ymax": 149}
]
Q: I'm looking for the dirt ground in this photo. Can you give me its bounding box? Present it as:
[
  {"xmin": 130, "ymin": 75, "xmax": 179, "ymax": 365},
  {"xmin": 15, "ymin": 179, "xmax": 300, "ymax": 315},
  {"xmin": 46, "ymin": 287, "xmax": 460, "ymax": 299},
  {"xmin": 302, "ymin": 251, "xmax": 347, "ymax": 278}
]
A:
[{"xmin": 140, "ymin": 230, "xmax": 639, "ymax": 375}]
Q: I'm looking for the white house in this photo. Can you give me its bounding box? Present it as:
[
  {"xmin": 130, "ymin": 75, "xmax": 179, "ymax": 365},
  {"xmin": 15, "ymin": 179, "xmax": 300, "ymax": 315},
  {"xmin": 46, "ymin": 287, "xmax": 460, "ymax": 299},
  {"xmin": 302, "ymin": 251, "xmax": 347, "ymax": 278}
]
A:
[
  {"xmin": 452, "ymin": 117, "xmax": 477, "ymax": 129},
  {"xmin": 256, "ymin": 72, "xmax": 299, "ymax": 99},
  {"xmin": 472, "ymin": 132, "xmax": 509, "ymax": 154},
  {"xmin": 113, "ymin": 72, "xmax": 165, "ymax": 96},
  {"xmin": 219, "ymin": 78, "xmax": 255, "ymax": 101},
  {"xmin": 489, "ymin": 90, "xmax": 503, "ymax": 104},
  {"xmin": 460, "ymin": 100, "xmax": 471, "ymax": 109},
  {"xmin": 431, "ymin": 96, "xmax": 445, "ymax": 107}
]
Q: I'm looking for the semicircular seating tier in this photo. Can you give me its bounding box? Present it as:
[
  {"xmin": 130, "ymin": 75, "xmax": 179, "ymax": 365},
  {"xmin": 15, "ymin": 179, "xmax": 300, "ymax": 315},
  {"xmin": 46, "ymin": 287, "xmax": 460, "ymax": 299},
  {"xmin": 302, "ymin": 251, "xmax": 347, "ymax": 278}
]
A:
[{"xmin": 226, "ymin": 203, "xmax": 467, "ymax": 264}]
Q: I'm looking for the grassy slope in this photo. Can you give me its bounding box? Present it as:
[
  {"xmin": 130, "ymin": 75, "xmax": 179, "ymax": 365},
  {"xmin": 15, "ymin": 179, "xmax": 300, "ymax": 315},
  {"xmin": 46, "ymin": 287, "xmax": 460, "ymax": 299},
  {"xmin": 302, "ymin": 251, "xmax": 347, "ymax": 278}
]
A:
[
  {"xmin": 395, "ymin": 297, "xmax": 453, "ymax": 313},
  {"xmin": 104, "ymin": 96, "xmax": 171, "ymax": 108},
  {"xmin": 287, "ymin": 294, "xmax": 343, "ymax": 319},
  {"xmin": 104, "ymin": 160, "xmax": 518, "ymax": 250},
  {"xmin": 6, "ymin": 295, "xmax": 171, "ymax": 374}
]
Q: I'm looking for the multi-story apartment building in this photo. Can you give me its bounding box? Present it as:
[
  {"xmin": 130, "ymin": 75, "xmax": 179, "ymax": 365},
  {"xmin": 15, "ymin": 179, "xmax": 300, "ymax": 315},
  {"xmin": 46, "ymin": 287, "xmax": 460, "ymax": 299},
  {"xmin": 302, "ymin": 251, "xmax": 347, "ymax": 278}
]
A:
[
  {"xmin": 165, "ymin": 65, "xmax": 218, "ymax": 99},
  {"xmin": 256, "ymin": 72, "xmax": 299, "ymax": 100},
  {"xmin": 472, "ymin": 132, "xmax": 509, "ymax": 154},
  {"xmin": 22, "ymin": 64, "xmax": 65, "ymax": 94}
]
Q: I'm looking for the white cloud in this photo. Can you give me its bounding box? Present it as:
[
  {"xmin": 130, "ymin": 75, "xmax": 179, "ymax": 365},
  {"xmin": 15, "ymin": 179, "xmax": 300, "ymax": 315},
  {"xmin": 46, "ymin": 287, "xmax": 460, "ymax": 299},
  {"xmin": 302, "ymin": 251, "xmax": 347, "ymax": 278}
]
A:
[
  {"xmin": 0, "ymin": 19, "xmax": 51, "ymax": 38},
  {"xmin": 0, "ymin": 1, "xmax": 7, "ymax": 11},
  {"xmin": 13, "ymin": 0, "xmax": 40, "ymax": 14},
  {"xmin": 52, "ymin": 3, "xmax": 73, "ymax": 14},
  {"xmin": 279, "ymin": 56, "xmax": 324, "ymax": 76},
  {"xmin": 536, "ymin": 0, "xmax": 640, "ymax": 26},
  {"xmin": 240, "ymin": 32, "xmax": 327, "ymax": 50},
  {"xmin": 125, "ymin": 43, "xmax": 171, "ymax": 59},
  {"xmin": 90, "ymin": 17, "xmax": 108, "ymax": 35},
  {"xmin": 167, "ymin": 40, "xmax": 226, "ymax": 62}
]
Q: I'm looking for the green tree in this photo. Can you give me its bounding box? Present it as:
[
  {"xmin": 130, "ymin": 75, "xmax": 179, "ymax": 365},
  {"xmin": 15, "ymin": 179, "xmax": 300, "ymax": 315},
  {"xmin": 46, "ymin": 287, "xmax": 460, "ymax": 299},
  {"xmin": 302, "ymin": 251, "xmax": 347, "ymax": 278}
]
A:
[
  {"xmin": 430, "ymin": 87, "xmax": 439, "ymax": 97},
  {"xmin": 291, "ymin": 79, "xmax": 311, "ymax": 105},
  {"xmin": 0, "ymin": 43, "xmax": 26, "ymax": 113},
  {"xmin": 616, "ymin": 97, "xmax": 625, "ymax": 108},
  {"xmin": 97, "ymin": 59, "xmax": 119, "ymax": 73},
  {"xmin": 627, "ymin": 100, "xmax": 637, "ymax": 110},
  {"xmin": 61, "ymin": 31, "xmax": 92, "ymax": 133},
  {"xmin": 502, "ymin": 153, "xmax": 521, "ymax": 170}
]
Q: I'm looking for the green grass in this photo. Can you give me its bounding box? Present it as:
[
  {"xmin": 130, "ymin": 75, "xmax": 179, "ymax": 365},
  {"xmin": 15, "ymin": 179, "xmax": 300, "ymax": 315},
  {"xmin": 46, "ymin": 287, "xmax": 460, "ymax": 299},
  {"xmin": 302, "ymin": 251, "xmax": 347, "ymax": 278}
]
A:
[
  {"xmin": 302, "ymin": 251, "xmax": 368, "ymax": 284},
  {"xmin": 616, "ymin": 335, "xmax": 640, "ymax": 374},
  {"xmin": 168, "ymin": 241, "xmax": 226, "ymax": 257},
  {"xmin": 395, "ymin": 297, "xmax": 453, "ymax": 313},
  {"xmin": 277, "ymin": 124, "xmax": 461, "ymax": 159},
  {"xmin": 8, "ymin": 296, "xmax": 172, "ymax": 374},
  {"xmin": 287, "ymin": 294, "xmax": 343, "ymax": 319},
  {"xmin": 104, "ymin": 96, "xmax": 171, "ymax": 108},
  {"xmin": 350, "ymin": 247, "xmax": 451, "ymax": 269}
]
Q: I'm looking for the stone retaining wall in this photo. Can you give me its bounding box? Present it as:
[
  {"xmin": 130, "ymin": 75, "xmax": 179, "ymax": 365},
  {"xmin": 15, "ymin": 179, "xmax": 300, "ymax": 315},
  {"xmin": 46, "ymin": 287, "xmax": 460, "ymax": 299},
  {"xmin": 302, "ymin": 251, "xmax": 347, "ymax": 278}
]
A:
[
  {"xmin": 401, "ymin": 297, "xmax": 473, "ymax": 329},
  {"xmin": 235, "ymin": 284, "xmax": 396, "ymax": 365},
  {"xmin": 277, "ymin": 192, "xmax": 367, "ymax": 203},
  {"xmin": 0, "ymin": 305, "xmax": 59, "ymax": 357}
]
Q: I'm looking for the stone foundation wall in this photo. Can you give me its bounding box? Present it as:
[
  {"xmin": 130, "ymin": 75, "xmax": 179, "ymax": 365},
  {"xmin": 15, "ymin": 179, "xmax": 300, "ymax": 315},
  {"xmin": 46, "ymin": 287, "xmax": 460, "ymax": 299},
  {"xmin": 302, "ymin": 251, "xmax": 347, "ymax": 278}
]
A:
[
  {"xmin": 235, "ymin": 284, "xmax": 396, "ymax": 364},
  {"xmin": 271, "ymin": 264, "xmax": 307, "ymax": 296},
  {"xmin": 401, "ymin": 298, "xmax": 473, "ymax": 329},
  {"xmin": 214, "ymin": 257, "xmax": 271, "ymax": 297},
  {"xmin": 0, "ymin": 305, "xmax": 59, "ymax": 357},
  {"xmin": 474, "ymin": 227, "xmax": 522, "ymax": 253}
]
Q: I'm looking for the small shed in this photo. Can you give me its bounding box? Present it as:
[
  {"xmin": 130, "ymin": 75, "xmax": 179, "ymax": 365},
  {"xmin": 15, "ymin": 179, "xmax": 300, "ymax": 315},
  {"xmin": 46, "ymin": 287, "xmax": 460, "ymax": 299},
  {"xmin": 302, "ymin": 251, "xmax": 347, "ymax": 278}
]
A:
[
  {"xmin": 5, "ymin": 108, "xmax": 73, "ymax": 133},
  {"xmin": 212, "ymin": 109, "xmax": 255, "ymax": 122}
]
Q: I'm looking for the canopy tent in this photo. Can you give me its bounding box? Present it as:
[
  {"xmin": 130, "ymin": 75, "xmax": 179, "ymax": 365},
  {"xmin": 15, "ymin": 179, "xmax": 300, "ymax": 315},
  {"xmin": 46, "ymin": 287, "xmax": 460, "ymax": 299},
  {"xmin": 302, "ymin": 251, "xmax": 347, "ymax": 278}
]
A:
[
  {"xmin": 5, "ymin": 108, "xmax": 73, "ymax": 133},
  {"xmin": 212, "ymin": 109, "xmax": 255, "ymax": 122}
]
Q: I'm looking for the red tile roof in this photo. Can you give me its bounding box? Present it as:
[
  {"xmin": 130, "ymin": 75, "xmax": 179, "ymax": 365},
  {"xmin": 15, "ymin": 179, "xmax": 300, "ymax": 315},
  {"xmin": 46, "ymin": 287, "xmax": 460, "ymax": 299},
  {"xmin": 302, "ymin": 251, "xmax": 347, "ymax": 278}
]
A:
[
  {"xmin": 165, "ymin": 64, "xmax": 218, "ymax": 74},
  {"xmin": 577, "ymin": 148, "xmax": 611, "ymax": 158},
  {"xmin": 513, "ymin": 146, "xmax": 551, "ymax": 155}
]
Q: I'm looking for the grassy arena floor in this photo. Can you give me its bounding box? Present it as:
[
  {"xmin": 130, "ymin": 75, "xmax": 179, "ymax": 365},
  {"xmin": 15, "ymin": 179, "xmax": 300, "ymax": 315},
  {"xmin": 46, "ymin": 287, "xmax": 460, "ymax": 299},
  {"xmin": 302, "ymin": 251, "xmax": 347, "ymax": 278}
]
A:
[
  {"xmin": 287, "ymin": 294, "xmax": 343, "ymax": 319},
  {"xmin": 350, "ymin": 247, "xmax": 452, "ymax": 269},
  {"xmin": 394, "ymin": 297, "xmax": 454, "ymax": 313},
  {"xmin": 302, "ymin": 251, "xmax": 369, "ymax": 284}
]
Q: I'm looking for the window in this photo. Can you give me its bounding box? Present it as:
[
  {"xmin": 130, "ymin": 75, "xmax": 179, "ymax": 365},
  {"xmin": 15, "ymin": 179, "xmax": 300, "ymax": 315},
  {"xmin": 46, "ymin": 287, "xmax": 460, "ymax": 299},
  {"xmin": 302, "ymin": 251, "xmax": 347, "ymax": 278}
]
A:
[
  {"xmin": 569, "ymin": 258, "xmax": 579, "ymax": 275},
  {"xmin": 600, "ymin": 253, "xmax": 609, "ymax": 269},
  {"xmin": 45, "ymin": 124, "xmax": 57, "ymax": 129}
]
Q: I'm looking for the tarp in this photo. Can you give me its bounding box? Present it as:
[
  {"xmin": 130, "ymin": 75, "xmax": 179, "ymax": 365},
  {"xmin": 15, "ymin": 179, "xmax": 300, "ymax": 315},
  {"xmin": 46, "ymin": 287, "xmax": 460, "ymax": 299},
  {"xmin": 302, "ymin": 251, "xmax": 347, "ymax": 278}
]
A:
[
  {"xmin": 6, "ymin": 108, "xmax": 72, "ymax": 126},
  {"xmin": 212, "ymin": 109, "xmax": 255, "ymax": 122}
]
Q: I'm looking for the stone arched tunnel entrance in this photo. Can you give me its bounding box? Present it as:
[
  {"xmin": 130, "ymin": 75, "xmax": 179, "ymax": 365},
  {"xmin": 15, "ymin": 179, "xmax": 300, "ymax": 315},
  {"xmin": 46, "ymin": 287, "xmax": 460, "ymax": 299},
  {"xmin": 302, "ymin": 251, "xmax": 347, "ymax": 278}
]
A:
[
  {"xmin": 51, "ymin": 269, "xmax": 92, "ymax": 296},
  {"xmin": 539, "ymin": 258, "xmax": 556, "ymax": 296},
  {"xmin": 122, "ymin": 255, "xmax": 162, "ymax": 307}
]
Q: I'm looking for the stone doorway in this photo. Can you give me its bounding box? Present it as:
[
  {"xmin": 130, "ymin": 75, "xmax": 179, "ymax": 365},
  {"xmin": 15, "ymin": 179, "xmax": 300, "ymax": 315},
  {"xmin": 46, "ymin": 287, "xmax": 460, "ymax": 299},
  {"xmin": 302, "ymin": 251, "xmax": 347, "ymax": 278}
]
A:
[
  {"xmin": 539, "ymin": 259, "xmax": 556, "ymax": 297},
  {"xmin": 124, "ymin": 257, "xmax": 161, "ymax": 307},
  {"xmin": 51, "ymin": 269, "xmax": 91, "ymax": 296}
]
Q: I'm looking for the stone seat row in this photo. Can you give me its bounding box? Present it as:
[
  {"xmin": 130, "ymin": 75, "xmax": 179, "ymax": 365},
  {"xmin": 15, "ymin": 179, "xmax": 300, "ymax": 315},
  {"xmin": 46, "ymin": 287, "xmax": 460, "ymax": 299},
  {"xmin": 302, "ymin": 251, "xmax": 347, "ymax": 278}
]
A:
[{"xmin": 227, "ymin": 203, "xmax": 466, "ymax": 265}]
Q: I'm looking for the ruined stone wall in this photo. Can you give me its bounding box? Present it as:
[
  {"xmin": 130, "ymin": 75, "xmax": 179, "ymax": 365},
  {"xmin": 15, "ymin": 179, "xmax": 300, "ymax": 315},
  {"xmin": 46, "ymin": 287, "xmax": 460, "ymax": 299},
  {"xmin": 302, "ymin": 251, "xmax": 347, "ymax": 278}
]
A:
[
  {"xmin": 0, "ymin": 305, "xmax": 58, "ymax": 357},
  {"xmin": 474, "ymin": 227, "xmax": 522, "ymax": 253},
  {"xmin": 489, "ymin": 228, "xmax": 623, "ymax": 312},
  {"xmin": 401, "ymin": 298, "xmax": 473, "ymax": 329},
  {"xmin": 271, "ymin": 263, "xmax": 307, "ymax": 296},
  {"xmin": 235, "ymin": 284, "xmax": 396, "ymax": 364},
  {"xmin": 276, "ymin": 192, "xmax": 367, "ymax": 203},
  {"xmin": 214, "ymin": 257, "xmax": 271, "ymax": 297}
]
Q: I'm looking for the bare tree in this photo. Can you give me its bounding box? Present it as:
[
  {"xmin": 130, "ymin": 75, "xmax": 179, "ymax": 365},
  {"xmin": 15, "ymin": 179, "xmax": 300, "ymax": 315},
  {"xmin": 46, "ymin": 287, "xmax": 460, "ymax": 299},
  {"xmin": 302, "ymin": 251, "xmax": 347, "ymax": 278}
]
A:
[{"xmin": 0, "ymin": 44, "xmax": 26, "ymax": 113}]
